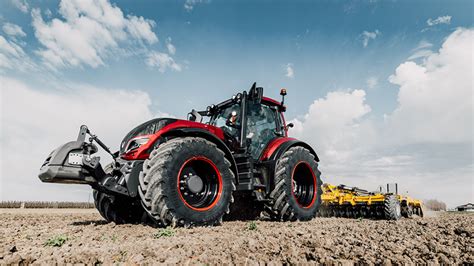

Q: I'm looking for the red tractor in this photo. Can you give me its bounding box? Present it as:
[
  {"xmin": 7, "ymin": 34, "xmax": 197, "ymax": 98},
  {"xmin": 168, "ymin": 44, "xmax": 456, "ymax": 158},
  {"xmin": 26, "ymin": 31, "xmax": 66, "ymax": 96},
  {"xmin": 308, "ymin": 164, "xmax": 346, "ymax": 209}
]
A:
[{"xmin": 39, "ymin": 83, "xmax": 322, "ymax": 226}]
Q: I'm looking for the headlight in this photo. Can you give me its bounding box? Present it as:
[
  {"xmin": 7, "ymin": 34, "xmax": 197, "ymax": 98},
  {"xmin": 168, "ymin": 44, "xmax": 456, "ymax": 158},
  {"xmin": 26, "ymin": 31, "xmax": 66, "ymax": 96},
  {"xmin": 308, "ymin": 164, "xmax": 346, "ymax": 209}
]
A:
[{"xmin": 125, "ymin": 136, "xmax": 150, "ymax": 153}]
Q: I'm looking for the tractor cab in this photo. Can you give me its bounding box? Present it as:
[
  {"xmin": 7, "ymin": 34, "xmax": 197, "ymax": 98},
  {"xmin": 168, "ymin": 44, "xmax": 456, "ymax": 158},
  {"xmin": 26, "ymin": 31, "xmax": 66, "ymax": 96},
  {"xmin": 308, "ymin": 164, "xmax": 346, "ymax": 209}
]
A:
[{"xmin": 190, "ymin": 83, "xmax": 288, "ymax": 159}]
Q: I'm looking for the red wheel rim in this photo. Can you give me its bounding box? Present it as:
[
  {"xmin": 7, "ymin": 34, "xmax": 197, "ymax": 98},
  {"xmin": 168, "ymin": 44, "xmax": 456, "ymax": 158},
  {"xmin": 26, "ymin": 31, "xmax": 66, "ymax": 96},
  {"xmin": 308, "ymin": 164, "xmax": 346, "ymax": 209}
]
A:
[
  {"xmin": 177, "ymin": 156, "xmax": 222, "ymax": 211},
  {"xmin": 291, "ymin": 161, "xmax": 317, "ymax": 209}
]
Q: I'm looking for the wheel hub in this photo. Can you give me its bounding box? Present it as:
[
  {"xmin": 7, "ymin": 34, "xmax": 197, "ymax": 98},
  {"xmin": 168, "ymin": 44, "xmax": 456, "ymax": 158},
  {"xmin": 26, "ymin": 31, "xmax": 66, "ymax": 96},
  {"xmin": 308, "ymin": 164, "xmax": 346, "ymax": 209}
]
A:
[
  {"xmin": 177, "ymin": 157, "xmax": 222, "ymax": 211},
  {"xmin": 186, "ymin": 173, "xmax": 204, "ymax": 193}
]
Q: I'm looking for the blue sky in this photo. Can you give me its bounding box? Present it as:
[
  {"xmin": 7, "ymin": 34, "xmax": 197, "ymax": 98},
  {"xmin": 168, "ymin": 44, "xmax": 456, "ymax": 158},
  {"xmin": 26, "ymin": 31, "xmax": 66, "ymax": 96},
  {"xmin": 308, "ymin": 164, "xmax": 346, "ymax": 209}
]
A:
[{"xmin": 0, "ymin": 0, "xmax": 472, "ymax": 207}]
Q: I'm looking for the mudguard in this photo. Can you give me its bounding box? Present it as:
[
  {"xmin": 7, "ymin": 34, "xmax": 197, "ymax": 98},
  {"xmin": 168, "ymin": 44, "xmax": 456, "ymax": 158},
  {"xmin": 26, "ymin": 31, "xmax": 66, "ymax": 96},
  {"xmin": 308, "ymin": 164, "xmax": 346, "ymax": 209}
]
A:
[{"xmin": 260, "ymin": 137, "xmax": 319, "ymax": 162}]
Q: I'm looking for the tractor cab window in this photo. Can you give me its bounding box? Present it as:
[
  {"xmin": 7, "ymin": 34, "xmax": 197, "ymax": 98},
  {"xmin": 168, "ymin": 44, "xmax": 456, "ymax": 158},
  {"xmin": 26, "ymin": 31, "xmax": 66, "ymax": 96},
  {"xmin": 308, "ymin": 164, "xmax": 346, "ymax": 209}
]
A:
[
  {"xmin": 246, "ymin": 103, "xmax": 278, "ymax": 158},
  {"xmin": 210, "ymin": 103, "xmax": 241, "ymax": 139}
]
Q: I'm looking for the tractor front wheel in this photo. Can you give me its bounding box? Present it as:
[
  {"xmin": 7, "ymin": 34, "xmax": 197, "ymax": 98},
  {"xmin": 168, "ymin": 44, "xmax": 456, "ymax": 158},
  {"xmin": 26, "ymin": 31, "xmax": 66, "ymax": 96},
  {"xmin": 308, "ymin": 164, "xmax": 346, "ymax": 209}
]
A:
[
  {"xmin": 139, "ymin": 137, "xmax": 235, "ymax": 227},
  {"xmin": 265, "ymin": 146, "xmax": 322, "ymax": 221}
]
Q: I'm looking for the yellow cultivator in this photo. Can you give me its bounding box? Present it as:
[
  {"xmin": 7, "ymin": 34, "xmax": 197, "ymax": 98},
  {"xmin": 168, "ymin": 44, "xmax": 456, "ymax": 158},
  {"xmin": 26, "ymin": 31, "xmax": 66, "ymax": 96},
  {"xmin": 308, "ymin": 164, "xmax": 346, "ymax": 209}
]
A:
[{"xmin": 318, "ymin": 183, "xmax": 423, "ymax": 220}]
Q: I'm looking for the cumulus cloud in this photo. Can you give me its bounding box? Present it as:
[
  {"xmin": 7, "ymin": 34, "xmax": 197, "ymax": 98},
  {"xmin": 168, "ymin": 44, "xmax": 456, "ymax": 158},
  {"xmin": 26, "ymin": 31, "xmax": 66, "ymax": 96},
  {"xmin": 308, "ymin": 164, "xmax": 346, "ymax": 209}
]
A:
[
  {"xmin": 366, "ymin": 76, "xmax": 378, "ymax": 89},
  {"xmin": 146, "ymin": 51, "xmax": 182, "ymax": 73},
  {"xmin": 291, "ymin": 89, "xmax": 375, "ymax": 163},
  {"xmin": 0, "ymin": 76, "xmax": 159, "ymax": 201},
  {"xmin": 2, "ymin": 23, "xmax": 26, "ymax": 38},
  {"xmin": 361, "ymin": 30, "xmax": 380, "ymax": 47},
  {"xmin": 387, "ymin": 28, "xmax": 473, "ymax": 144},
  {"xmin": 10, "ymin": 0, "xmax": 29, "ymax": 13},
  {"xmin": 427, "ymin": 15, "xmax": 451, "ymax": 26},
  {"xmin": 31, "ymin": 0, "xmax": 159, "ymax": 69},
  {"xmin": 285, "ymin": 63, "xmax": 294, "ymax": 79}
]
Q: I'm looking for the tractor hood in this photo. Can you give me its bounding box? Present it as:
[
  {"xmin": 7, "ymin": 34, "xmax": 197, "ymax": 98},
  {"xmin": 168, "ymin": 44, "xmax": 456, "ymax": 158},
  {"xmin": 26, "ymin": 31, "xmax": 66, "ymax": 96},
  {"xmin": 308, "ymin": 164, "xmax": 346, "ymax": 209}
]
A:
[{"xmin": 120, "ymin": 118, "xmax": 177, "ymax": 154}]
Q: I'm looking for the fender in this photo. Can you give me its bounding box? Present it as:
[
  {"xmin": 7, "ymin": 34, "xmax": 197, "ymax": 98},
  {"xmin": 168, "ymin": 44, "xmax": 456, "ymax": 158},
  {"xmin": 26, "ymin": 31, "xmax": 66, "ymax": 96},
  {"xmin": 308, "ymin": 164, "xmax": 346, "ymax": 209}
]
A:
[
  {"xmin": 161, "ymin": 127, "xmax": 239, "ymax": 183},
  {"xmin": 260, "ymin": 137, "xmax": 320, "ymax": 162},
  {"xmin": 258, "ymin": 137, "xmax": 319, "ymax": 194}
]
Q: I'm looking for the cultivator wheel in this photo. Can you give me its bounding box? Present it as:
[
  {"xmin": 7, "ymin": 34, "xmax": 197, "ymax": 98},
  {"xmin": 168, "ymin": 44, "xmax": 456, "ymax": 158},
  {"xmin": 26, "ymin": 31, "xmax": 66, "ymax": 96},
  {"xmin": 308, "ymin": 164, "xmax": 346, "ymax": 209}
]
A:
[
  {"xmin": 383, "ymin": 195, "xmax": 401, "ymax": 220},
  {"xmin": 138, "ymin": 137, "xmax": 236, "ymax": 227},
  {"xmin": 265, "ymin": 146, "xmax": 322, "ymax": 221}
]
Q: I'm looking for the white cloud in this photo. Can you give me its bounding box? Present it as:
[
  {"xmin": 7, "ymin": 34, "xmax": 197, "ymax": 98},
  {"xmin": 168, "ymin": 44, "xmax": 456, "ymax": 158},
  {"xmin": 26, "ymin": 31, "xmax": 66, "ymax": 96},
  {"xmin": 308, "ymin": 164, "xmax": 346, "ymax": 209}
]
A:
[
  {"xmin": 387, "ymin": 28, "xmax": 473, "ymax": 144},
  {"xmin": 414, "ymin": 40, "xmax": 433, "ymax": 50},
  {"xmin": 166, "ymin": 37, "xmax": 176, "ymax": 55},
  {"xmin": 10, "ymin": 0, "xmax": 29, "ymax": 13},
  {"xmin": 291, "ymin": 89, "xmax": 374, "ymax": 163},
  {"xmin": 2, "ymin": 23, "xmax": 26, "ymax": 38},
  {"xmin": 285, "ymin": 63, "xmax": 294, "ymax": 79},
  {"xmin": 146, "ymin": 51, "xmax": 182, "ymax": 73},
  {"xmin": 0, "ymin": 76, "xmax": 158, "ymax": 201},
  {"xmin": 31, "ymin": 0, "xmax": 159, "ymax": 69},
  {"xmin": 184, "ymin": 0, "xmax": 208, "ymax": 11},
  {"xmin": 407, "ymin": 49, "xmax": 433, "ymax": 60},
  {"xmin": 408, "ymin": 41, "xmax": 434, "ymax": 60},
  {"xmin": 427, "ymin": 15, "xmax": 452, "ymax": 26},
  {"xmin": 366, "ymin": 76, "xmax": 378, "ymax": 89},
  {"xmin": 361, "ymin": 30, "xmax": 380, "ymax": 47},
  {"xmin": 0, "ymin": 35, "xmax": 35, "ymax": 71}
]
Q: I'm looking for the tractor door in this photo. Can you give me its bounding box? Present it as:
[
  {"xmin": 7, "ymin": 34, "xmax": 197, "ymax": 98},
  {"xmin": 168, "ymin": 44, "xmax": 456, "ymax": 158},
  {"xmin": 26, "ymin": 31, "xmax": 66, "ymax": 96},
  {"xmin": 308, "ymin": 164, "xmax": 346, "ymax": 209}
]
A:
[{"xmin": 246, "ymin": 103, "xmax": 282, "ymax": 159}]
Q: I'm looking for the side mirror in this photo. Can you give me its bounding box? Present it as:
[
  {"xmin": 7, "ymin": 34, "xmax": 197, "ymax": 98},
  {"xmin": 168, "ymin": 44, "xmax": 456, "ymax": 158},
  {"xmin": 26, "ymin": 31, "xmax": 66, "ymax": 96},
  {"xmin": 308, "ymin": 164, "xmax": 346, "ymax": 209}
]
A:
[{"xmin": 286, "ymin": 123, "xmax": 294, "ymax": 128}]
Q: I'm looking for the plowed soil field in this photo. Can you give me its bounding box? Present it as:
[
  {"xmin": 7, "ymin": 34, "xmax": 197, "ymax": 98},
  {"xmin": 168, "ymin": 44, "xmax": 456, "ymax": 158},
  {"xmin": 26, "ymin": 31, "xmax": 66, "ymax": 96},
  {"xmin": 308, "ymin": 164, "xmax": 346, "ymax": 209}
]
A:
[{"xmin": 1, "ymin": 209, "xmax": 472, "ymax": 264}]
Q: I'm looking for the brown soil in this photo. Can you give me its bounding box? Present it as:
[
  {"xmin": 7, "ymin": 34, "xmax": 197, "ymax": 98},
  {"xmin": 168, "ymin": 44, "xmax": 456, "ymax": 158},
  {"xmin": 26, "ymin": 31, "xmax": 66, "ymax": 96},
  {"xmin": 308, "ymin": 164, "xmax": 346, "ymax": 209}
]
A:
[{"xmin": 0, "ymin": 209, "xmax": 472, "ymax": 264}]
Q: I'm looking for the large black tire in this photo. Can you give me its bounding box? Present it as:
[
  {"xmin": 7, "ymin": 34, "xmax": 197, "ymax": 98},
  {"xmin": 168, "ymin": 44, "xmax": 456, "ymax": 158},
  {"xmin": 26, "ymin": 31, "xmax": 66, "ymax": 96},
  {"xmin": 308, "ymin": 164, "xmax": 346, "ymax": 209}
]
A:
[
  {"xmin": 384, "ymin": 195, "xmax": 402, "ymax": 220},
  {"xmin": 265, "ymin": 146, "xmax": 322, "ymax": 221},
  {"xmin": 139, "ymin": 137, "xmax": 235, "ymax": 227}
]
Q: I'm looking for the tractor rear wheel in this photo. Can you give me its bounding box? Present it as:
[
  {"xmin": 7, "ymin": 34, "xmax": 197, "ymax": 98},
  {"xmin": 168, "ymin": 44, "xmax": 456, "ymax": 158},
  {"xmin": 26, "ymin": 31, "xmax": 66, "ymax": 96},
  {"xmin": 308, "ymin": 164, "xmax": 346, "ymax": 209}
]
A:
[
  {"xmin": 265, "ymin": 146, "xmax": 322, "ymax": 221},
  {"xmin": 384, "ymin": 195, "xmax": 402, "ymax": 220},
  {"xmin": 139, "ymin": 137, "xmax": 235, "ymax": 227}
]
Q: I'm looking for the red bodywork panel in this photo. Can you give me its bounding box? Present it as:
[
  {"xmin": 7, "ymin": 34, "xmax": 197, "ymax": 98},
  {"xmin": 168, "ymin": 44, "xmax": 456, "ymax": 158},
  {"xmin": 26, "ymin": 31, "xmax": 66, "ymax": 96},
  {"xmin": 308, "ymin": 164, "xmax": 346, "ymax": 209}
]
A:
[
  {"xmin": 262, "ymin": 96, "xmax": 282, "ymax": 107},
  {"xmin": 260, "ymin": 137, "xmax": 296, "ymax": 161},
  {"xmin": 121, "ymin": 120, "xmax": 225, "ymax": 160}
]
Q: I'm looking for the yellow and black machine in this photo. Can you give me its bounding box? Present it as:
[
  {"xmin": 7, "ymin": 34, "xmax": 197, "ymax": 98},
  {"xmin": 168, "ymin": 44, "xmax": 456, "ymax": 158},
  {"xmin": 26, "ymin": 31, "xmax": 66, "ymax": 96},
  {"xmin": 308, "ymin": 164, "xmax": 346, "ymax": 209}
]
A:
[{"xmin": 318, "ymin": 183, "xmax": 423, "ymax": 220}]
